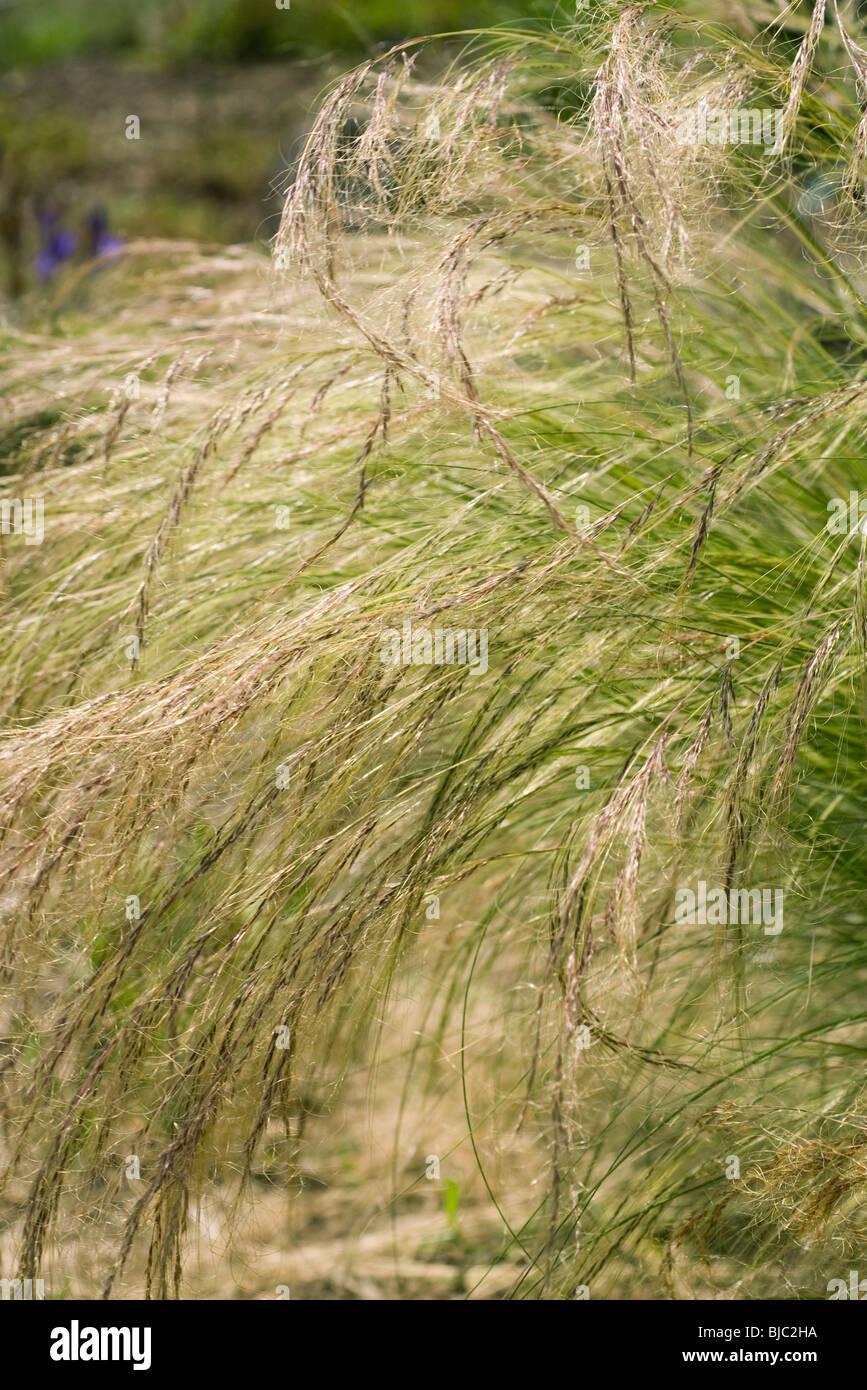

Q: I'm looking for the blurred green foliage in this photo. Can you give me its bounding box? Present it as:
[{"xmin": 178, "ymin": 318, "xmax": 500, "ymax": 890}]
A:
[
  {"xmin": 0, "ymin": 0, "xmax": 550, "ymax": 71},
  {"xmin": 0, "ymin": 100, "xmax": 92, "ymax": 295},
  {"xmin": 0, "ymin": 103, "xmax": 91, "ymax": 188},
  {"xmin": 0, "ymin": 0, "xmax": 559, "ymax": 293}
]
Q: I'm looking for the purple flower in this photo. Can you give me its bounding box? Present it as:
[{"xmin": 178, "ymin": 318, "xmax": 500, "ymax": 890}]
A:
[
  {"xmin": 34, "ymin": 206, "xmax": 77, "ymax": 281},
  {"xmin": 84, "ymin": 208, "xmax": 124, "ymax": 262}
]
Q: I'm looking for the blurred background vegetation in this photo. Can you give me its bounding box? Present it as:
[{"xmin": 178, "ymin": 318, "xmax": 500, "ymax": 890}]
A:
[
  {"xmin": 0, "ymin": 0, "xmax": 554, "ymax": 299},
  {"xmin": 0, "ymin": 0, "xmax": 540, "ymax": 68}
]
